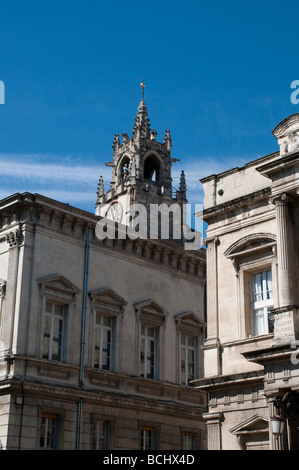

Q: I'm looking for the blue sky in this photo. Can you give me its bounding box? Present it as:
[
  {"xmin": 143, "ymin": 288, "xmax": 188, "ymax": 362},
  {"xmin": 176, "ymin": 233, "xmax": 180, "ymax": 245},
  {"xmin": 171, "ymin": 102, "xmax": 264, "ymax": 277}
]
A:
[{"xmin": 0, "ymin": 0, "xmax": 298, "ymax": 212}]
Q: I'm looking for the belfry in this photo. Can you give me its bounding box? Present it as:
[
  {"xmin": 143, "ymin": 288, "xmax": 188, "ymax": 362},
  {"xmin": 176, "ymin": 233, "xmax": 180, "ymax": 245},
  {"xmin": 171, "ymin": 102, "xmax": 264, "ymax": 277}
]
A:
[{"xmin": 95, "ymin": 81, "xmax": 187, "ymax": 239}]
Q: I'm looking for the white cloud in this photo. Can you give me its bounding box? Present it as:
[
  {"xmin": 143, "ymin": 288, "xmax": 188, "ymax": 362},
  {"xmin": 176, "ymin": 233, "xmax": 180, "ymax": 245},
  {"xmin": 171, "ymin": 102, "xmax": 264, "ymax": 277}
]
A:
[{"xmin": 0, "ymin": 152, "xmax": 249, "ymax": 211}]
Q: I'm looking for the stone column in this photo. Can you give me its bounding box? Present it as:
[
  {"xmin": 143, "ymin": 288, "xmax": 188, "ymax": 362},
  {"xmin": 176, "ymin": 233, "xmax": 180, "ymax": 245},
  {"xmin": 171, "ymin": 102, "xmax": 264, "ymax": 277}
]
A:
[
  {"xmin": 271, "ymin": 194, "xmax": 298, "ymax": 345},
  {"xmin": 272, "ymin": 193, "xmax": 294, "ymax": 307}
]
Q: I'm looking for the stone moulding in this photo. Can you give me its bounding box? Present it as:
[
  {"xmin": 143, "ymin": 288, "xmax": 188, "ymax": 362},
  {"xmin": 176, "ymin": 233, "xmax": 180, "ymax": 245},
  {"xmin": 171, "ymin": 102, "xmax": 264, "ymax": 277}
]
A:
[{"xmin": 0, "ymin": 192, "xmax": 206, "ymax": 280}]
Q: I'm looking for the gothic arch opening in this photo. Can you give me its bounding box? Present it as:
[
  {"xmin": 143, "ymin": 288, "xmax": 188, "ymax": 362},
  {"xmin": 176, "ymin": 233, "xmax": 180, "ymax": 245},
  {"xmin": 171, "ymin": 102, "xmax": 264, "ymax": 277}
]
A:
[
  {"xmin": 144, "ymin": 154, "xmax": 161, "ymax": 183},
  {"xmin": 118, "ymin": 155, "xmax": 131, "ymax": 182}
]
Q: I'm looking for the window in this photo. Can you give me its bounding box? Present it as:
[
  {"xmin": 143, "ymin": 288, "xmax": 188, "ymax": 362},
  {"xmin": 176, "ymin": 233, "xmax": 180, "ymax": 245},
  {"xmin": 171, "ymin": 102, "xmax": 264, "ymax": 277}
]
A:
[
  {"xmin": 90, "ymin": 288, "xmax": 127, "ymax": 373},
  {"xmin": 181, "ymin": 335, "xmax": 196, "ymax": 385},
  {"xmin": 144, "ymin": 154, "xmax": 161, "ymax": 182},
  {"xmin": 40, "ymin": 413, "xmax": 59, "ymax": 450},
  {"xmin": 175, "ymin": 312, "xmax": 204, "ymax": 386},
  {"xmin": 38, "ymin": 275, "xmax": 79, "ymax": 363},
  {"xmin": 94, "ymin": 421, "xmax": 110, "ymax": 450},
  {"xmin": 43, "ymin": 302, "xmax": 65, "ymax": 361},
  {"xmin": 134, "ymin": 300, "xmax": 168, "ymax": 381},
  {"xmin": 141, "ymin": 426, "xmax": 155, "ymax": 450},
  {"xmin": 94, "ymin": 315, "xmax": 113, "ymax": 370},
  {"xmin": 183, "ymin": 432, "xmax": 197, "ymax": 450},
  {"xmin": 251, "ymin": 270, "xmax": 274, "ymax": 336},
  {"xmin": 140, "ymin": 325, "xmax": 156, "ymax": 379}
]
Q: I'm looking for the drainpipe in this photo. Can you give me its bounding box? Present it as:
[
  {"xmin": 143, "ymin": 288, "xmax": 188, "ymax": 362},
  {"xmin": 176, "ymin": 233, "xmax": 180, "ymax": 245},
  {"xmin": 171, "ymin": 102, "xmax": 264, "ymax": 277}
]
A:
[{"xmin": 76, "ymin": 228, "xmax": 90, "ymax": 450}]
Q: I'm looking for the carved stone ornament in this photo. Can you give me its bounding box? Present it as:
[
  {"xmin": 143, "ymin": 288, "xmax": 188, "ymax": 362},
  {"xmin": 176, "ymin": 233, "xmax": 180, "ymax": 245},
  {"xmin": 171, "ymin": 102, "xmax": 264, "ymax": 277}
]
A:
[
  {"xmin": 281, "ymin": 131, "xmax": 299, "ymax": 155},
  {"xmin": 5, "ymin": 230, "xmax": 20, "ymax": 248}
]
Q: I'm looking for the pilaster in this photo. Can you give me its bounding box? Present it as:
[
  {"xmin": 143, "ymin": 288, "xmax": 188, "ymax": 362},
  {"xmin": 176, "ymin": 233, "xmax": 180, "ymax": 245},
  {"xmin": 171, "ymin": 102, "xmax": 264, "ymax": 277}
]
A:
[
  {"xmin": 270, "ymin": 194, "xmax": 299, "ymax": 346},
  {"xmin": 202, "ymin": 411, "xmax": 223, "ymax": 450},
  {"xmin": 204, "ymin": 237, "xmax": 219, "ymax": 344},
  {"xmin": 2, "ymin": 229, "xmax": 21, "ymax": 359}
]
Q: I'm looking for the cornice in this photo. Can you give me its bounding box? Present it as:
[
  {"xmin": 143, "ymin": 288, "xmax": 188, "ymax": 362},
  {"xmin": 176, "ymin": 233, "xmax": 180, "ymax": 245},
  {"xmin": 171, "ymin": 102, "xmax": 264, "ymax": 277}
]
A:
[
  {"xmin": 202, "ymin": 187, "xmax": 272, "ymax": 222},
  {"xmin": 0, "ymin": 192, "xmax": 205, "ymax": 280},
  {"xmin": 256, "ymin": 151, "xmax": 299, "ymax": 179}
]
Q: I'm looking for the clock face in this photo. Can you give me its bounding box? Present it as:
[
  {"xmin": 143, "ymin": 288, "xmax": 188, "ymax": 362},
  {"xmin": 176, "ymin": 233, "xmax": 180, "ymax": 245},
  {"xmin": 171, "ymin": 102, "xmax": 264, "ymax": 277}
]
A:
[{"xmin": 105, "ymin": 201, "xmax": 123, "ymax": 223}]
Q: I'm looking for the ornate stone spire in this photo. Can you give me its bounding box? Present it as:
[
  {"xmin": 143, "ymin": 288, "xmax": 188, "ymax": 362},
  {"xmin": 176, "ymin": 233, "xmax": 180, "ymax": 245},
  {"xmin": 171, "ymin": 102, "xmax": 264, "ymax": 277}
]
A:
[
  {"xmin": 179, "ymin": 170, "xmax": 187, "ymax": 193},
  {"xmin": 132, "ymin": 80, "xmax": 151, "ymax": 140},
  {"xmin": 96, "ymin": 176, "xmax": 105, "ymax": 204}
]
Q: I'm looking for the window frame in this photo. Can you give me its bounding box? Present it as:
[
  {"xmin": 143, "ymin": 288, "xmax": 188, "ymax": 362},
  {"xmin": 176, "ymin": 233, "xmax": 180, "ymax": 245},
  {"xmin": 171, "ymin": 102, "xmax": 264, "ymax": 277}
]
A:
[
  {"xmin": 134, "ymin": 300, "xmax": 168, "ymax": 381},
  {"xmin": 43, "ymin": 301, "xmax": 66, "ymax": 361},
  {"xmin": 182, "ymin": 431, "xmax": 198, "ymax": 450},
  {"xmin": 239, "ymin": 260, "xmax": 277, "ymax": 338},
  {"xmin": 38, "ymin": 275, "xmax": 79, "ymax": 362},
  {"xmin": 90, "ymin": 289, "xmax": 127, "ymax": 373},
  {"xmin": 140, "ymin": 324, "xmax": 157, "ymax": 379},
  {"xmin": 180, "ymin": 334, "xmax": 197, "ymax": 386},
  {"xmin": 175, "ymin": 312, "xmax": 204, "ymax": 386},
  {"xmin": 140, "ymin": 425, "xmax": 156, "ymax": 450},
  {"xmin": 251, "ymin": 269, "xmax": 274, "ymax": 336},
  {"xmin": 39, "ymin": 412, "xmax": 60, "ymax": 450},
  {"xmin": 224, "ymin": 234, "xmax": 278, "ymax": 340},
  {"xmin": 94, "ymin": 313, "xmax": 114, "ymax": 371}
]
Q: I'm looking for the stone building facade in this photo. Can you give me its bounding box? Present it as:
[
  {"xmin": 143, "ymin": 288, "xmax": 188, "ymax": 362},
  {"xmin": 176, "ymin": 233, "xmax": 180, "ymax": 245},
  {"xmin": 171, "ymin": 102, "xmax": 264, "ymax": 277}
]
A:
[
  {"xmin": 0, "ymin": 92, "xmax": 206, "ymax": 450},
  {"xmin": 194, "ymin": 113, "xmax": 299, "ymax": 450}
]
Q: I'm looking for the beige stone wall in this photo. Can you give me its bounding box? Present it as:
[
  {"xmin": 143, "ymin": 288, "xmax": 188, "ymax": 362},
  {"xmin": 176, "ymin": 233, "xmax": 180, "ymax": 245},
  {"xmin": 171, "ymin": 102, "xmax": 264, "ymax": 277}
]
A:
[
  {"xmin": 202, "ymin": 153, "xmax": 279, "ymax": 210},
  {"xmin": 0, "ymin": 194, "xmax": 207, "ymax": 450}
]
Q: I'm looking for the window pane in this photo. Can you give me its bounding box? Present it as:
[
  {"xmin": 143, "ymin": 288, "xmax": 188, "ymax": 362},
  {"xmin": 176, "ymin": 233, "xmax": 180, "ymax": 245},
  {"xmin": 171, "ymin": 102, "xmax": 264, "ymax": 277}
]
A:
[
  {"xmin": 140, "ymin": 327, "xmax": 156, "ymax": 379},
  {"xmin": 141, "ymin": 427, "xmax": 154, "ymax": 450},
  {"xmin": 40, "ymin": 416, "xmax": 59, "ymax": 449},
  {"xmin": 251, "ymin": 270, "xmax": 274, "ymax": 336},
  {"xmin": 253, "ymin": 273, "xmax": 263, "ymax": 302},
  {"xmin": 42, "ymin": 316, "xmax": 51, "ymax": 359},
  {"xmin": 253, "ymin": 309, "xmax": 267, "ymax": 336},
  {"xmin": 183, "ymin": 433, "xmax": 196, "ymax": 450},
  {"xmin": 266, "ymin": 270, "xmax": 273, "ymax": 300},
  {"xmin": 52, "ymin": 317, "xmax": 63, "ymax": 361},
  {"xmin": 181, "ymin": 335, "xmax": 196, "ymax": 385},
  {"xmin": 94, "ymin": 315, "xmax": 112, "ymax": 370},
  {"xmin": 95, "ymin": 421, "xmax": 110, "ymax": 450},
  {"xmin": 54, "ymin": 304, "xmax": 64, "ymax": 315}
]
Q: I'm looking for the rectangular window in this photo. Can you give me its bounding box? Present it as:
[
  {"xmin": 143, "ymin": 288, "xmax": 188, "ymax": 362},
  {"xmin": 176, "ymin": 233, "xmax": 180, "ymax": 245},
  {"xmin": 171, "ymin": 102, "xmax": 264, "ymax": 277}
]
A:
[
  {"xmin": 183, "ymin": 432, "xmax": 197, "ymax": 450},
  {"xmin": 251, "ymin": 270, "xmax": 274, "ymax": 336},
  {"xmin": 181, "ymin": 335, "xmax": 196, "ymax": 385},
  {"xmin": 40, "ymin": 413, "xmax": 59, "ymax": 450},
  {"xmin": 43, "ymin": 302, "xmax": 64, "ymax": 361},
  {"xmin": 94, "ymin": 315, "xmax": 113, "ymax": 370},
  {"xmin": 94, "ymin": 421, "xmax": 110, "ymax": 450},
  {"xmin": 141, "ymin": 426, "xmax": 155, "ymax": 450},
  {"xmin": 140, "ymin": 325, "xmax": 156, "ymax": 379}
]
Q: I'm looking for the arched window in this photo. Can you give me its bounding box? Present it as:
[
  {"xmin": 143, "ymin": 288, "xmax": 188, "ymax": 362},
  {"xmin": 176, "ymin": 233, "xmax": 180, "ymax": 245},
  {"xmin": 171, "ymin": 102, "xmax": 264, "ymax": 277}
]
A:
[
  {"xmin": 119, "ymin": 156, "xmax": 130, "ymax": 183},
  {"xmin": 144, "ymin": 154, "xmax": 161, "ymax": 182}
]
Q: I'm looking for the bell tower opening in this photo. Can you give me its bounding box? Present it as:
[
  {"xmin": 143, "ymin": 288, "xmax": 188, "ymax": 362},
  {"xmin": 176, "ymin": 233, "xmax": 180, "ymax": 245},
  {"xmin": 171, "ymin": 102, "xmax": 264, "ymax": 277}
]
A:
[
  {"xmin": 119, "ymin": 155, "xmax": 131, "ymax": 183},
  {"xmin": 144, "ymin": 154, "xmax": 161, "ymax": 183}
]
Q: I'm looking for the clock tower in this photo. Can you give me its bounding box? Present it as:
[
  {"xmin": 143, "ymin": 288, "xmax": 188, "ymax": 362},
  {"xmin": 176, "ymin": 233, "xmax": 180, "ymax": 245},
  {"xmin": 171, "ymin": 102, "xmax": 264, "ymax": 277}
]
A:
[{"xmin": 95, "ymin": 82, "xmax": 187, "ymax": 240}]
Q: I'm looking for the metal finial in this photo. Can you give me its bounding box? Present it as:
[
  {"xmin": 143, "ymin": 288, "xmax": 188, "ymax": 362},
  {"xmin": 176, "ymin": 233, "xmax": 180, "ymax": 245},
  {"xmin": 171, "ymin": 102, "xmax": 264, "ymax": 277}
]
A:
[{"xmin": 140, "ymin": 77, "xmax": 145, "ymax": 100}]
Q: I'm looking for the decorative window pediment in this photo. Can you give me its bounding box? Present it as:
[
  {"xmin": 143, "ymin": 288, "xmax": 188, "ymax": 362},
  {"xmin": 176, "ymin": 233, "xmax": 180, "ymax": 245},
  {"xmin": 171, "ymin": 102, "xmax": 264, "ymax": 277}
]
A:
[
  {"xmin": 90, "ymin": 288, "xmax": 127, "ymax": 316},
  {"xmin": 224, "ymin": 233, "xmax": 277, "ymax": 259},
  {"xmin": 230, "ymin": 414, "xmax": 269, "ymax": 436},
  {"xmin": 39, "ymin": 275, "xmax": 80, "ymax": 303},
  {"xmin": 175, "ymin": 311, "xmax": 206, "ymax": 336},
  {"xmin": 134, "ymin": 300, "xmax": 168, "ymax": 327}
]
